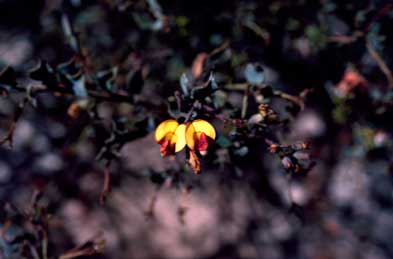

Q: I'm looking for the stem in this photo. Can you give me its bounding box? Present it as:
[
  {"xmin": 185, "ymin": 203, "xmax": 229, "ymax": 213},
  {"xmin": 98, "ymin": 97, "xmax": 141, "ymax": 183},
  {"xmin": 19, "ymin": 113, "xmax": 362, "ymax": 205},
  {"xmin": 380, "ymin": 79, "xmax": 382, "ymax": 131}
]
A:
[
  {"xmin": 273, "ymin": 90, "xmax": 305, "ymax": 110},
  {"xmin": 145, "ymin": 185, "xmax": 160, "ymax": 218},
  {"xmin": 207, "ymin": 40, "xmax": 230, "ymax": 58},
  {"xmin": 184, "ymin": 101, "xmax": 198, "ymax": 123},
  {"xmin": 42, "ymin": 229, "xmax": 48, "ymax": 259},
  {"xmin": 8, "ymin": 83, "xmax": 134, "ymax": 104},
  {"xmin": 224, "ymin": 83, "xmax": 249, "ymax": 91},
  {"xmin": 174, "ymin": 91, "xmax": 182, "ymax": 112},
  {"xmin": 100, "ymin": 161, "xmax": 112, "ymax": 204},
  {"xmin": 287, "ymin": 173, "xmax": 293, "ymax": 205},
  {"xmin": 241, "ymin": 84, "xmax": 250, "ymax": 119},
  {"xmin": 0, "ymin": 98, "xmax": 28, "ymax": 148},
  {"xmin": 366, "ymin": 40, "xmax": 393, "ymax": 88},
  {"xmin": 244, "ymin": 20, "xmax": 270, "ymax": 43}
]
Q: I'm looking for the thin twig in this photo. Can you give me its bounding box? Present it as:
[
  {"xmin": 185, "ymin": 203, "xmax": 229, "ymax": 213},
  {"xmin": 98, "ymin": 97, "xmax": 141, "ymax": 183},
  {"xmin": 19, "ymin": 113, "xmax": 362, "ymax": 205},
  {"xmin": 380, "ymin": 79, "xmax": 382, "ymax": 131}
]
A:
[
  {"xmin": 207, "ymin": 40, "xmax": 230, "ymax": 58},
  {"xmin": 42, "ymin": 228, "xmax": 49, "ymax": 259},
  {"xmin": 364, "ymin": 4, "xmax": 393, "ymax": 32},
  {"xmin": 244, "ymin": 20, "xmax": 270, "ymax": 44},
  {"xmin": 184, "ymin": 100, "xmax": 199, "ymax": 123},
  {"xmin": 327, "ymin": 30, "xmax": 363, "ymax": 44},
  {"xmin": 366, "ymin": 40, "xmax": 393, "ymax": 88},
  {"xmin": 0, "ymin": 98, "xmax": 28, "ymax": 148},
  {"xmin": 58, "ymin": 237, "xmax": 105, "ymax": 259},
  {"xmin": 224, "ymin": 83, "xmax": 249, "ymax": 91},
  {"xmin": 177, "ymin": 185, "xmax": 191, "ymax": 225},
  {"xmin": 100, "ymin": 162, "xmax": 112, "ymax": 204},
  {"xmin": 8, "ymin": 82, "xmax": 133, "ymax": 104},
  {"xmin": 287, "ymin": 173, "xmax": 294, "ymax": 205},
  {"xmin": 241, "ymin": 84, "xmax": 250, "ymax": 119},
  {"xmin": 145, "ymin": 185, "xmax": 160, "ymax": 219},
  {"xmin": 174, "ymin": 91, "xmax": 182, "ymax": 112},
  {"xmin": 273, "ymin": 90, "xmax": 305, "ymax": 110}
]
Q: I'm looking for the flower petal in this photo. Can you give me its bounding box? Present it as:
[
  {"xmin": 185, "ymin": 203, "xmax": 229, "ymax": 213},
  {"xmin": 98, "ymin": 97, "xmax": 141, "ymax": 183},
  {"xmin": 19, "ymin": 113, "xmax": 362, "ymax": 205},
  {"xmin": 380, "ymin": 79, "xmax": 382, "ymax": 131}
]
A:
[
  {"xmin": 191, "ymin": 119, "xmax": 216, "ymax": 140},
  {"xmin": 185, "ymin": 123, "xmax": 196, "ymax": 150},
  {"xmin": 174, "ymin": 124, "xmax": 187, "ymax": 152},
  {"xmin": 188, "ymin": 149, "xmax": 201, "ymax": 174},
  {"xmin": 155, "ymin": 119, "xmax": 179, "ymax": 143}
]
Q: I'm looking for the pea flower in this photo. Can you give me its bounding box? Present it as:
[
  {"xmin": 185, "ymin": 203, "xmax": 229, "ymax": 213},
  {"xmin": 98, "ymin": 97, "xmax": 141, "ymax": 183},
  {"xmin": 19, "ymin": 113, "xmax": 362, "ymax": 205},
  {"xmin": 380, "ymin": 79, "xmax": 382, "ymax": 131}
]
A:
[
  {"xmin": 185, "ymin": 119, "xmax": 216, "ymax": 156},
  {"xmin": 155, "ymin": 119, "xmax": 216, "ymax": 157},
  {"xmin": 154, "ymin": 119, "xmax": 186, "ymax": 156}
]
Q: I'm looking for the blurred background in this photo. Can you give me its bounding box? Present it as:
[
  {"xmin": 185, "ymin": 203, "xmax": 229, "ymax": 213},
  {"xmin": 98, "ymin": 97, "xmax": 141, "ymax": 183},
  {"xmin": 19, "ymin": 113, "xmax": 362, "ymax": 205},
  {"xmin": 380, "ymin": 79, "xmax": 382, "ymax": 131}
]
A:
[{"xmin": 1, "ymin": 0, "xmax": 393, "ymax": 258}]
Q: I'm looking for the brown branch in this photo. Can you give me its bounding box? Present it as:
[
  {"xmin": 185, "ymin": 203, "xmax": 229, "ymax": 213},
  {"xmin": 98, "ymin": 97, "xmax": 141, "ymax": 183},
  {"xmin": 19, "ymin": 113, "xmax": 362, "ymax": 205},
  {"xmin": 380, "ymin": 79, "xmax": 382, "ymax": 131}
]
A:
[
  {"xmin": 0, "ymin": 121, "xmax": 16, "ymax": 148},
  {"xmin": 144, "ymin": 186, "xmax": 160, "ymax": 219},
  {"xmin": 241, "ymin": 84, "xmax": 250, "ymax": 119},
  {"xmin": 328, "ymin": 35, "xmax": 357, "ymax": 44},
  {"xmin": 244, "ymin": 20, "xmax": 270, "ymax": 44},
  {"xmin": 364, "ymin": 4, "xmax": 393, "ymax": 32},
  {"xmin": 327, "ymin": 31, "xmax": 364, "ymax": 45},
  {"xmin": 287, "ymin": 173, "xmax": 294, "ymax": 205},
  {"xmin": 366, "ymin": 40, "xmax": 393, "ymax": 88},
  {"xmin": 58, "ymin": 237, "xmax": 105, "ymax": 259},
  {"xmin": 0, "ymin": 98, "xmax": 27, "ymax": 148},
  {"xmin": 207, "ymin": 40, "xmax": 230, "ymax": 58},
  {"xmin": 8, "ymin": 82, "xmax": 133, "ymax": 104},
  {"xmin": 327, "ymin": 30, "xmax": 393, "ymax": 88},
  {"xmin": 99, "ymin": 162, "xmax": 112, "ymax": 204},
  {"xmin": 177, "ymin": 185, "xmax": 191, "ymax": 225},
  {"xmin": 224, "ymin": 83, "xmax": 249, "ymax": 91},
  {"xmin": 273, "ymin": 90, "xmax": 305, "ymax": 110},
  {"xmin": 184, "ymin": 100, "xmax": 200, "ymax": 123}
]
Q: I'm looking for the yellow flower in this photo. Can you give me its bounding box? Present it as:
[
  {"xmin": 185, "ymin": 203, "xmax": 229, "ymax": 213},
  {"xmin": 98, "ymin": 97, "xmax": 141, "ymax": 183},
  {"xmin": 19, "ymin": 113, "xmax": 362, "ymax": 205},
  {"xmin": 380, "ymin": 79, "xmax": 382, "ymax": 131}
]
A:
[
  {"xmin": 155, "ymin": 119, "xmax": 186, "ymax": 156},
  {"xmin": 155, "ymin": 119, "xmax": 216, "ymax": 157},
  {"xmin": 185, "ymin": 119, "xmax": 216, "ymax": 156}
]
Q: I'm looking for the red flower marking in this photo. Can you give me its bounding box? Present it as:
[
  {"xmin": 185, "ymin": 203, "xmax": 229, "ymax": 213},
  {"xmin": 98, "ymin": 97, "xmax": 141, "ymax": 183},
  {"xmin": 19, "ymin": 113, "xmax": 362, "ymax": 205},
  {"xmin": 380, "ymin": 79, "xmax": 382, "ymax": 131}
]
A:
[
  {"xmin": 197, "ymin": 132, "xmax": 209, "ymax": 153},
  {"xmin": 160, "ymin": 140, "xmax": 171, "ymax": 156}
]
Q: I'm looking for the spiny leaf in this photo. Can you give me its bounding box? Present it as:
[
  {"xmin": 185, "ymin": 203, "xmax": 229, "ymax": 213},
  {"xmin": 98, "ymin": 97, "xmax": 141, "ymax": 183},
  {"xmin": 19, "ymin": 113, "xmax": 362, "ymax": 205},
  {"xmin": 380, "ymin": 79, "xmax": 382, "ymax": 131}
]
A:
[
  {"xmin": 180, "ymin": 72, "xmax": 190, "ymax": 96},
  {"xmin": 190, "ymin": 73, "xmax": 218, "ymax": 99},
  {"xmin": 0, "ymin": 67, "xmax": 17, "ymax": 87},
  {"xmin": 57, "ymin": 57, "xmax": 80, "ymax": 76},
  {"xmin": 68, "ymin": 72, "xmax": 88, "ymax": 98},
  {"xmin": 126, "ymin": 69, "xmax": 144, "ymax": 95},
  {"xmin": 29, "ymin": 60, "xmax": 57, "ymax": 88},
  {"xmin": 97, "ymin": 67, "xmax": 118, "ymax": 92}
]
